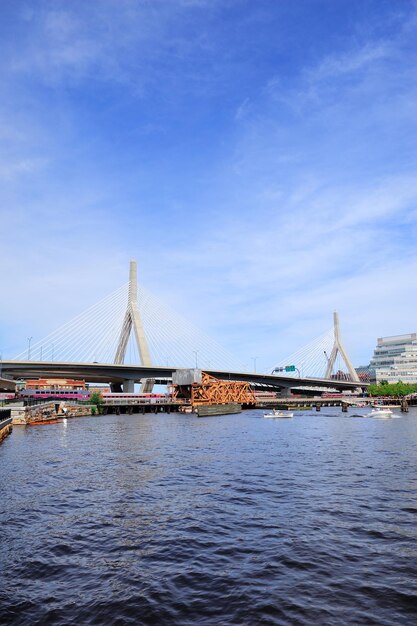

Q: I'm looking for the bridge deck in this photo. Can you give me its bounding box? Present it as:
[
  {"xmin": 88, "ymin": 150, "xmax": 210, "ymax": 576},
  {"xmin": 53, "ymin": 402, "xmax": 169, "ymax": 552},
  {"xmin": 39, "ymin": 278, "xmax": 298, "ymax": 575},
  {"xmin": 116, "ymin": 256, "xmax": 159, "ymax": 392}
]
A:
[{"xmin": 1, "ymin": 361, "xmax": 367, "ymax": 392}]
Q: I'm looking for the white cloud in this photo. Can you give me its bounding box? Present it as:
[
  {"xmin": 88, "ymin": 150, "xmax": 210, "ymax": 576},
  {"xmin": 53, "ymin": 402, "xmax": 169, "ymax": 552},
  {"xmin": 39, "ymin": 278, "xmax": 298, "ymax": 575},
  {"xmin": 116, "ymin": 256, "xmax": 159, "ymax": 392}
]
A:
[
  {"xmin": 0, "ymin": 158, "xmax": 47, "ymax": 180},
  {"xmin": 4, "ymin": 0, "xmax": 225, "ymax": 94},
  {"xmin": 1, "ymin": 1, "xmax": 416, "ymax": 373},
  {"xmin": 311, "ymin": 43, "xmax": 392, "ymax": 81}
]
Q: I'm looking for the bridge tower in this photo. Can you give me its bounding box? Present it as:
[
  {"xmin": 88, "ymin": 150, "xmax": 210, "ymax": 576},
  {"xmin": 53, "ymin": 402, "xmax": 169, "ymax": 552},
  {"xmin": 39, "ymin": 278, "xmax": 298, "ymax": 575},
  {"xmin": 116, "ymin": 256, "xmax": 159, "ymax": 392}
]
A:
[
  {"xmin": 114, "ymin": 259, "xmax": 152, "ymax": 367},
  {"xmin": 325, "ymin": 311, "xmax": 359, "ymax": 382}
]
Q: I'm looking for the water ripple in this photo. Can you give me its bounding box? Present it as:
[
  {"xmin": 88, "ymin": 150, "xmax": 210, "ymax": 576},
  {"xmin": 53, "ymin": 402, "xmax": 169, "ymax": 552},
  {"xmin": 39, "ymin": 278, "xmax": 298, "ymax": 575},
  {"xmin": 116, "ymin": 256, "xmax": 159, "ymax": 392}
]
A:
[{"xmin": 1, "ymin": 408, "xmax": 417, "ymax": 625}]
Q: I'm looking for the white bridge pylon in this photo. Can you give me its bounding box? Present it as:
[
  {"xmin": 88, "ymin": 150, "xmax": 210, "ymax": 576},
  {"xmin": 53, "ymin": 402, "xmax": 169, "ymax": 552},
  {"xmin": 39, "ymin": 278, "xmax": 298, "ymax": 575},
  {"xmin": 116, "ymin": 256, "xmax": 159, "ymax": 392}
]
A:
[
  {"xmin": 325, "ymin": 311, "xmax": 359, "ymax": 382},
  {"xmin": 114, "ymin": 260, "xmax": 151, "ymax": 366},
  {"xmin": 272, "ymin": 311, "xmax": 359, "ymax": 381}
]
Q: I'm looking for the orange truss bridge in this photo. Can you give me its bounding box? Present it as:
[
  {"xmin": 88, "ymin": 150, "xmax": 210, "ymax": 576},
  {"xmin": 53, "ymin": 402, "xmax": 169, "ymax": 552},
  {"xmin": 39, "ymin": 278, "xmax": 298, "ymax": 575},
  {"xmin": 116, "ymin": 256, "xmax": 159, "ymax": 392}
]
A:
[{"xmin": 171, "ymin": 371, "xmax": 256, "ymax": 408}]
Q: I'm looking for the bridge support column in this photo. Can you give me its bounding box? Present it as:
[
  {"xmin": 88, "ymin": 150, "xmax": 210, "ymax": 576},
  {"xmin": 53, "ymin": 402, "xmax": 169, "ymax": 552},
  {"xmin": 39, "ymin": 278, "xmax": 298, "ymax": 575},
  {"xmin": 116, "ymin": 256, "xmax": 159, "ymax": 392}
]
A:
[
  {"xmin": 123, "ymin": 380, "xmax": 135, "ymax": 393},
  {"xmin": 401, "ymin": 398, "xmax": 409, "ymax": 413},
  {"xmin": 280, "ymin": 387, "xmax": 292, "ymax": 398},
  {"xmin": 141, "ymin": 379, "xmax": 155, "ymax": 393}
]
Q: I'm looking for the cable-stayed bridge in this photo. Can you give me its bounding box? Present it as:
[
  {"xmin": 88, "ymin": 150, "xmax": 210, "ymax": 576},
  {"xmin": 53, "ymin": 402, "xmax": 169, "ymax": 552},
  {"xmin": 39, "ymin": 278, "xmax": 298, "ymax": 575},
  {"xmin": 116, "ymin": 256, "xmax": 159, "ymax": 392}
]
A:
[
  {"xmin": 14, "ymin": 261, "xmax": 244, "ymax": 372},
  {"xmin": 2, "ymin": 260, "xmax": 364, "ymax": 394},
  {"xmin": 271, "ymin": 312, "xmax": 359, "ymax": 382}
]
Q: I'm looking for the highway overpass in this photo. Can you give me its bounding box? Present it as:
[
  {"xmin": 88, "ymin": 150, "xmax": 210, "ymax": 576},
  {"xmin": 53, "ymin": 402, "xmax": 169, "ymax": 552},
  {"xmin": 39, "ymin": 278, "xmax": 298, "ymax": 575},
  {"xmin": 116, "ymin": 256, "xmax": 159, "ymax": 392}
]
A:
[{"xmin": 0, "ymin": 360, "xmax": 367, "ymax": 393}]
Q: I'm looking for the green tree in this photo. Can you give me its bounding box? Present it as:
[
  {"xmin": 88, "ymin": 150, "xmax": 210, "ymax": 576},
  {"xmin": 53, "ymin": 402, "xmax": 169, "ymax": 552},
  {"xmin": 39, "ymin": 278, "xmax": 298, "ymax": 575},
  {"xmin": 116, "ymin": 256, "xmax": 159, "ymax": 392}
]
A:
[
  {"xmin": 368, "ymin": 380, "xmax": 417, "ymax": 397},
  {"xmin": 90, "ymin": 391, "xmax": 103, "ymax": 407}
]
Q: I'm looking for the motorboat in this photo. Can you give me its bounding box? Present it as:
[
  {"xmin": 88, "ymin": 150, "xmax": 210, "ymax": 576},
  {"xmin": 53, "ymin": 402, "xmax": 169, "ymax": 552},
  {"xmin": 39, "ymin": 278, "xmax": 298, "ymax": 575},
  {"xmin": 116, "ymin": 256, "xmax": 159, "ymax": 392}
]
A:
[
  {"xmin": 28, "ymin": 419, "xmax": 64, "ymax": 426},
  {"xmin": 372, "ymin": 404, "xmax": 398, "ymax": 409},
  {"xmin": 264, "ymin": 409, "xmax": 294, "ymax": 419},
  {"xmin": 367, "ymin": 407, "xmax": 393, "ymax": 419},
  {"xmin": 179, "ymin": 405, "xmax": 193, "ymax": 414}
]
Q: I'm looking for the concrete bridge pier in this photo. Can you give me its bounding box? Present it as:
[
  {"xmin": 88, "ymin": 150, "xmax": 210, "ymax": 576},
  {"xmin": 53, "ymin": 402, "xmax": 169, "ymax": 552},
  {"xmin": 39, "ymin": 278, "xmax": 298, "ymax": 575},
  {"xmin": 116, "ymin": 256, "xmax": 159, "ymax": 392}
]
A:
[
  {"xmin": 123, "ymin": 379, "xmax": 135, "ymax": 393},
  {"xmin": 401, "ymin": 398, "xmax": 409, "ymax": 412}
]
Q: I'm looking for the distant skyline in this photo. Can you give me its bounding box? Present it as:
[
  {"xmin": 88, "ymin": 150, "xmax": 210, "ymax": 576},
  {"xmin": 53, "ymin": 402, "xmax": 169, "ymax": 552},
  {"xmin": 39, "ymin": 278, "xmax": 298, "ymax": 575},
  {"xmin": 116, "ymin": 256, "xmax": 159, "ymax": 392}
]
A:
[{"xmin": 1, "ymin": 0, "xmax": 416, "ymax": 371}]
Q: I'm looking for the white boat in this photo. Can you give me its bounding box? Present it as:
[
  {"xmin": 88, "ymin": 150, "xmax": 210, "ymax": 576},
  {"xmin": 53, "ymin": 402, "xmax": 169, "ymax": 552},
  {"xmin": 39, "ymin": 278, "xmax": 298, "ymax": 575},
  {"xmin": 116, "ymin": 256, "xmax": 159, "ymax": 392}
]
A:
[
  {"xmin": 367, "ymin": 407, "xmax": 393, "ymax": 418},
  {"xmin": 373, "ymin": 404, "xmax": 398, "ymax": 409},
  {"xmin": 264, "ymin": 409, "xmax": 294, "ymax": 419}
]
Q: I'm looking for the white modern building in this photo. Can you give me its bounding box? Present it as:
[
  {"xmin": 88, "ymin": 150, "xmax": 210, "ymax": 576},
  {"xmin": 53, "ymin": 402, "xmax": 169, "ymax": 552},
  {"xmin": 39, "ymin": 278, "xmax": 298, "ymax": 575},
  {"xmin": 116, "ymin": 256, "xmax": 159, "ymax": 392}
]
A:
[{"xmin": 370, "ymin": 333, "xmax": 417, "ymax": 384}]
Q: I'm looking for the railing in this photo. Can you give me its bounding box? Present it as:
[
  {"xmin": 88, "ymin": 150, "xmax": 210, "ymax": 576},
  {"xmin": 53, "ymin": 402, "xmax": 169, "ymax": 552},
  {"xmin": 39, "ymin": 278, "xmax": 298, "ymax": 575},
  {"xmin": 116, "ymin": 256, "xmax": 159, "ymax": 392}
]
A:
[
  {"xmin": 3, "ymin": 397, "xmax": 82, "ymax": 407},
  {"xmin": 102, "ymin": 397, "xmax": 183, "ymax": 406},
  {"xmin": 0, "ymin": 408, "xmax": 12, "ymax": 430}
]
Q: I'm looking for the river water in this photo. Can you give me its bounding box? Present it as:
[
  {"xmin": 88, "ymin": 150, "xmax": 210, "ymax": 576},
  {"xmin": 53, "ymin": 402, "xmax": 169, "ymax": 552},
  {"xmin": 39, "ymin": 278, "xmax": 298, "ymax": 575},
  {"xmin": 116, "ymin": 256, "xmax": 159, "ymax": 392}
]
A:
[{"xmin": 1, "ymin": 408, "xmax": 417, "ymax": 626}]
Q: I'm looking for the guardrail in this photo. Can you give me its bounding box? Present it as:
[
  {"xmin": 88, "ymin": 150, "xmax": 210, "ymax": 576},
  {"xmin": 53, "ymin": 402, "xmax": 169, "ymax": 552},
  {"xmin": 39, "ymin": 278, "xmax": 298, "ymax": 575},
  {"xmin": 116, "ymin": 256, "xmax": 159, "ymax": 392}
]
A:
[
  {"xmin": 0, "ymin": 409, "xmax": 12, "ymax": 433},
  {"xmin": 3, "ymin": 397, "xmax": 85, "ymax": 407},
  {"xmin": 101, "ymin": 397, "xmax": 184, "ymax": 406},
  {"xmin": 0, "ymin": 416, "xmax": 12, "ymax": 429}
]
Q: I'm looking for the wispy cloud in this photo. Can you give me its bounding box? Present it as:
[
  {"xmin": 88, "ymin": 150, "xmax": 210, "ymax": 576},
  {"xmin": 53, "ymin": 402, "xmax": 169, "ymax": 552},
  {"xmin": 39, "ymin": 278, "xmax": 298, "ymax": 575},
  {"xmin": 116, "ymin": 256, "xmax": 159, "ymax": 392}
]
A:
[
  {"xmin": 310, "ymin": 42, "xmax": 392, "ymax": 81},
  {"xmin": 4, "ymin": 0, "xmax": 226, "ymax": 94},
  {"xmin": 0, "ymin": 0, "xmax": 416, "ymax": 370},
  {"xmin": 0, "ymin": 157, "xmax": 47, "ymax": 180}
]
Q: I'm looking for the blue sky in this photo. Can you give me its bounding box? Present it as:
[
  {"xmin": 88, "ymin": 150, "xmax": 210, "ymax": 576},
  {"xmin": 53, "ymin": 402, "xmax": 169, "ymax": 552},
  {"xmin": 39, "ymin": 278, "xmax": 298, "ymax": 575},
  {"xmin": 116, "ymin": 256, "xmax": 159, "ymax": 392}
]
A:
[{"xmin": 1, "ymin": 0, "xmax": 416, "ymax": 370}]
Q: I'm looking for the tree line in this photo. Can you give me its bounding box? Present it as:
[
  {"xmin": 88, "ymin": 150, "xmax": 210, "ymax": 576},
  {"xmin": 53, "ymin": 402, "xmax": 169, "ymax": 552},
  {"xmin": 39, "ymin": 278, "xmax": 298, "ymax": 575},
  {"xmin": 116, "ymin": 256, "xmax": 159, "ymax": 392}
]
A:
[{"xmin": 368, "ymin": 381, "xmax": 417, "ymax": 397}]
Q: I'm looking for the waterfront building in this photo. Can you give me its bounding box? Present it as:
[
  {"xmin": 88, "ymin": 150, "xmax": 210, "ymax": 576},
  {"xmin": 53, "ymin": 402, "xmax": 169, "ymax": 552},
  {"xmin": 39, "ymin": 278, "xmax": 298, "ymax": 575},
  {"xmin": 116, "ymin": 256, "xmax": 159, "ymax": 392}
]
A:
[
  {"xmin": 355, "ymin": 366, "xmax": 376, "ymax": 383},
  {"xmin": 369, "ymin": 333, "xmax": 417, "ymax": 384},
  {"xmin": 24, "ymin": 378, "xmax": 86, "ymax": 390},
  {"xmin": 87, "ymin": 384, "xmax": 111, "ymax": 394}
]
